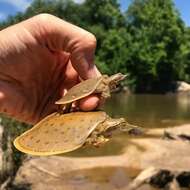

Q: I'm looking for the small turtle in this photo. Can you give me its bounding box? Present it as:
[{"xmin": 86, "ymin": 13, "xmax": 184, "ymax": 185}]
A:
[
  {"xmin": 55, "ymin": 73, "xmax": 126, "ymax": 111},
  {"xmin": 14, "ymin": 111, "xmax": 142, "ymax": 156}
]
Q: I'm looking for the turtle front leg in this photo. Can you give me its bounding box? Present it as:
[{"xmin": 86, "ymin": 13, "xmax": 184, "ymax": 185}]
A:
[
  {"xmin": 93, "ymin": 135, "xmax": 109, "ymax": 147},
  {"xmin": 96, "ymin": 83, "xmax": 111, "ymax": 99},
  {"xmin": 84, "ymin": 132, "xmax": 109, "ymax": 147}
]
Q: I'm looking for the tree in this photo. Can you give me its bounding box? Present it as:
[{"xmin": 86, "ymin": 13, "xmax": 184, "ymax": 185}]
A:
[
  {"xmin": 81, "ymin": 0, "xmax": 125, "ymax": 29},
  {"xmin": 125, "ymin": 0, "xmax": 186, "ymax": 92},
  {"xmin": 96, "ymin": 28, "xmax": 132, "ymax": 75},
  {"xmin": 182, "ymin": 27, "xmax": 190, "ymax": 82}
]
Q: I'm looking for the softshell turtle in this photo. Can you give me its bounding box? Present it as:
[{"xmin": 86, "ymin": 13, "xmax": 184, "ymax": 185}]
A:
[
  {"xmin": 14, "ymin": 111, "xmax": 142, "ymax": 156},
  {"xmin": 55, "ymin": 73, "xmax": 126, "ymax": 109}
]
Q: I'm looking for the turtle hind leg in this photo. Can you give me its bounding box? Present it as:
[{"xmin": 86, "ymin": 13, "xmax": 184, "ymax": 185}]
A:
[
  {"xmin": 93, "ymin": 136, "xmax": 109, "ymax": 147},
  {"xmin": 84, "ymin": 132, "xmax": 109, "ymax": 148}
]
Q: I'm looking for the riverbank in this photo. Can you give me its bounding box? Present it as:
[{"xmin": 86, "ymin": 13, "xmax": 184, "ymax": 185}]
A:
[{"xmin": 1, "ymin": 124, "xmax": 189, "ymax": 190}]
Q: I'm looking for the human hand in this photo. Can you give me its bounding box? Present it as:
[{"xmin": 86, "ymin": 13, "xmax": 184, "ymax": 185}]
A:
[{"xmin": 0, "ymin": 14, "xmax": 101, "ymax": 124}]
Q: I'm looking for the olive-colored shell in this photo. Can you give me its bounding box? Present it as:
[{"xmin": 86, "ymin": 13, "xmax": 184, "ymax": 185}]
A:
[
  {"xmin": 55, "ymin": 76, "xmax": 103, "ymax": 105},
  {"xmin": 14, "ymin": 111, "xmax": 107, "ymax": 156}
]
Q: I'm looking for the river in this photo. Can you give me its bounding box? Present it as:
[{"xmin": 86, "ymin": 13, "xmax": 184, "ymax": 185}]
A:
[
  {"xmin": 52, "ymin": 93, "xmax": 190, "ymax": 189},
  {"xmin": 104, "ymin": 92, "xmax": 190, "ymax": 128},
  {"xmin": 65, "ymin": 92, "xmax": 190, "ymax": 157}
]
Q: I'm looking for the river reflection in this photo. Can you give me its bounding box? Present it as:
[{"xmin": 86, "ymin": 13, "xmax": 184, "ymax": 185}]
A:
[{"xmin": 104, "ymin": 93, "xmax": 190, "ymax": 128}]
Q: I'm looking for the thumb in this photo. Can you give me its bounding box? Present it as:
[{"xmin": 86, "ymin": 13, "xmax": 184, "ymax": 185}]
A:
[
  {"xmin": 69, "ymin": 33, "xmax": 101, "ymax": 79},
  {"xmin": 29, "ymin": 14, "xmax": 101, "ymax": 79}
]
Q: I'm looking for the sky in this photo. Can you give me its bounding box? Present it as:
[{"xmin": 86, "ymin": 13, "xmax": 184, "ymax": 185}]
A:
[{"xmin": 0, "ymin": 0, "xmax": 189, "ymax": 26}]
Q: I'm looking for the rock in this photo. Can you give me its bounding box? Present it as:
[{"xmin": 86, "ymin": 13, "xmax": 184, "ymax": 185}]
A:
[
  {"xmin": 13, "ymin": 156, "xmax": 135, "ymax": 190},
  {"xmin": 13, "ymin": 125, "xmax": 190, "ymax": 190},
  {"xmin": 127, "ymin": 167, "xmax": 160, "ymax": 190},
  {"xmin": 175, "ymin": 81, "xmax": 190, "ymax": 93}
]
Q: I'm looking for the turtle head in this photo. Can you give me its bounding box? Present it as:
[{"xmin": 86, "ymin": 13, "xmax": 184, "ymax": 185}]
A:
[
  {"xmin": 100, "ymin": 117, "xmax": 126, "ymax": 137},
  {"xmin": 101, "ymin": 117, "xmax": 144, "ymax": 137},
  {"xmin": 119, "ymin": 123, "xmax": 144, "ymax": 136},
  {"xmin": 106, "ymin": 73, "xmax": 127, "ymax": 90}
]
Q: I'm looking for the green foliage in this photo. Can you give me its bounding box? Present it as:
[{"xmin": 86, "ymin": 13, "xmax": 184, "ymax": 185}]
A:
[
  {"xmin": 96, "ymin": 28, "xmax": 132, "ymax": 74},
  {"xmin": 125, "ymin": 0, "xmax": 187, "ymax": 92},
  {"xmin": 82, "ymin": 0, "xmax": 125, "ymax": 29},
  {"xmin": 182, "ymin": 27, "xmax": 190, "ymax": 82}
]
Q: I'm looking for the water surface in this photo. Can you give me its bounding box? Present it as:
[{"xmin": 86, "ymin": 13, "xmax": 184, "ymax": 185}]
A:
[
  {"xmin": 104, "ymin": 93, "xmax": 190, "ymax": 128},
  {"xmin": 65, "ymin": 93, "xmax": 190, "ymax": 157},
  {"xmin": 62, "ymin": 93, "xmax": 190, "ymax": 189}
]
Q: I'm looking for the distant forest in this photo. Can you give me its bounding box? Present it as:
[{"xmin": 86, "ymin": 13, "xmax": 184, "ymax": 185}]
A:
[{"xmin": 1, "ymin": 0, "xmax": 190, "ymax": 93}]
